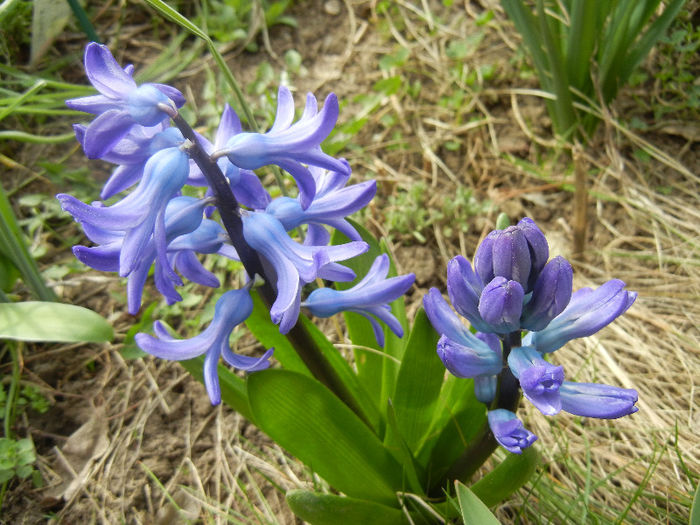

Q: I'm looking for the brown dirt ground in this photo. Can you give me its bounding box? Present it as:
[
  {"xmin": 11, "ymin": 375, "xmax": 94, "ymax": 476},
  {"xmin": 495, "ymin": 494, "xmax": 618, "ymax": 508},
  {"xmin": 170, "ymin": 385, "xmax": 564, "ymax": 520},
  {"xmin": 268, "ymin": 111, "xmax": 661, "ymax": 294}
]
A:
[{"xmin": 1, "ymin": 0, "xmax": 698, "ymax": 523}]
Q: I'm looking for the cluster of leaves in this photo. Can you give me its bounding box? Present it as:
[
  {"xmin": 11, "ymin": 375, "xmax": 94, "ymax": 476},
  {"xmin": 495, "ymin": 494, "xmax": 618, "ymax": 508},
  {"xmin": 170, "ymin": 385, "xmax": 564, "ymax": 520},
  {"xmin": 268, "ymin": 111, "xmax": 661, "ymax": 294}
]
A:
[
  {"xmin": 197, "ymin": 0, "xmax": 296, "ymax": 52},
  {"xmin": 0, "ymin": 437, "xmax": 36, "ymax": 484}
]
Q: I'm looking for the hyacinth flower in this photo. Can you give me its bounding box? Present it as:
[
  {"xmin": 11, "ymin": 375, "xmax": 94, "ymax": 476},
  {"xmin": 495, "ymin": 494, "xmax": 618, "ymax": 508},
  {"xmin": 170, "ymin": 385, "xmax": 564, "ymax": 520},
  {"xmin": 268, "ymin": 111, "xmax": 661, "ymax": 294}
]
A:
[
  {"xmin": 525, "ymin": 279, "xmax": 637, "ymax": 354},
  {"xmin": 423, "ymin": 288, "xmax": 502, "ymax": 378},
  {"xmin": 135, "ymin": 288, "xmax": 273, "ymax": 405},
  {"xmin": 242, "ymin": 211, "xmax": 368, "ymax": 333},
  {"xmin": 507, "ymin": 345, "xmax": 564, "ymax": 415},
  {"xmin": 487, "ymin": 409, "xmax": 538, "ymax": 454},
  {"xmin": 72, "ymin": 196, "xmax": 217, "ymax": 313},
  {"xmin": 425, "ymin": 217, "xmax": 638, "ymax": 454},
  {"xmin": 216, "ymin": 86, "xmax": 349, "ymax": 210},
  {"xmin": 58, "ymin": 147, "xmax": 190, "ymax": 278},
  {"xmin": 474, "ymin": 217, "xmax": 549, "ymax": 293},
  {"xmin": 189, "ymin": 104, "xmax": 271, "ymax": 210},
  {"xmin": 266, "ymin": 164, "xmax": 376, "ymax": 243},
  {"xmin": 66, "ymin": 42, "xmax": 185, "ymax": 159},
  {"xmin": 302, "ymin": 254, "xmax": 415, "ymax": 346}
]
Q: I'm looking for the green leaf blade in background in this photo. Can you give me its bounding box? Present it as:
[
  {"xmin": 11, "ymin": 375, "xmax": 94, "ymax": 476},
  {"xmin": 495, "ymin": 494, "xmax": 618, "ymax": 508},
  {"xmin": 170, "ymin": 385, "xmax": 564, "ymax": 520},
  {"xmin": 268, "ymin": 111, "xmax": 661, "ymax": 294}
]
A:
[
  {"xmin": 470, "ymin": 446, "xmax": 539, "ymax": 507},
  {"xmin": 455, "ymin": 481, "xmax": 500, "ymax": 525},
  {"xmin": 248, "ymin": 369, "xmax": 403, "ymax": 505},
  {"xmin": 286, "ymin": 490, "xmax": 408, "ymax": 525},
  {"xmin": 0, "ymin": 301, "xmax": 113, "ymax": 342}
]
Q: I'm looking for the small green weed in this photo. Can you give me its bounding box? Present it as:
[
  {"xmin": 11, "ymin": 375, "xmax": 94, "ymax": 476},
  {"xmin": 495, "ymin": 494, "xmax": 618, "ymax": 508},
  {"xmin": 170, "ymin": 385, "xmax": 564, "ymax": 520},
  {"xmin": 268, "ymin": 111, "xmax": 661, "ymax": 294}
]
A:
[
  {"xmin": 198, "ymin": 0, "xmax": 296, "ymax": 52},
  {"xmin": 384, "ymin": 182, "xmax": 488, "ymax": 243}
]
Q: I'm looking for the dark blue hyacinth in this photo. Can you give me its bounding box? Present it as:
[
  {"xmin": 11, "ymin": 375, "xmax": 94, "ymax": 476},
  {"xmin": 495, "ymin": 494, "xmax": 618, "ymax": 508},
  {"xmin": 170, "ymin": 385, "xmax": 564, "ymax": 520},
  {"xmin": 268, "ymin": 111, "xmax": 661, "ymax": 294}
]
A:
[{"xmin": 424, "ymin": 218, "xmax": 638, "ymax": 453}]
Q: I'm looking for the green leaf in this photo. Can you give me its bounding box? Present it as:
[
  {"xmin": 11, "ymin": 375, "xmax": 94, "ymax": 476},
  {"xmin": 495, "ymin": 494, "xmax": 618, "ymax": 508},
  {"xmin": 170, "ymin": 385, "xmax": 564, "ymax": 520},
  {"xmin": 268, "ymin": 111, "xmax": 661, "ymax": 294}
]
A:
[
  {"xmin": 248, "ymin": 369, "xmax": 403, "ymax": 505},
  {"xmin": 470, "ymin": 446, "xmax": 539, "ymax": 507},
  {"xmin": 383, "ymin": 400, "xmax": 425, "ymax": 495},
  {"xmin": 0, "ymin": 184, "xmax": 55, "ymax": 301},
  {"xmin": 388, "ymin": 308, "xmax": 443, "ymax": 451},
  {"xmin": 299, "ymin": 315, "xmax": 381, "ymax": 431},
  {"xmin": 0, "ymin": 302, "xmax": 113, "ymax": 342},
  {"xmin": 245, "ymin": 292, "xmax": 308, "ymax": 374},
  {"xmin": 455, "ymin": 481, "xmax": 500, "ymax": 525},
  {"xmin": 286, "ymin": 490, "xmax": 408, "ymax": 525},
  {"xmin": 420, "ymin": 385, "xmax": 486, "ymax": 487}
]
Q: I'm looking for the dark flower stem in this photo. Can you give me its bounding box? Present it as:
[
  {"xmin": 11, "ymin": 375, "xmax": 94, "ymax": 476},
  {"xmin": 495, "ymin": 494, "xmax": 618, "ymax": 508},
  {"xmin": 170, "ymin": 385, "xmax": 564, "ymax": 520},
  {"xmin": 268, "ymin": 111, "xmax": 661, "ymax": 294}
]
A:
[
  {"xmin": 434, "ymin": 331, "xmax": 522, "ymax": 495},
  {"xmin": 167, "ymin": 111, "xmax": 371, "ymax": 427}
]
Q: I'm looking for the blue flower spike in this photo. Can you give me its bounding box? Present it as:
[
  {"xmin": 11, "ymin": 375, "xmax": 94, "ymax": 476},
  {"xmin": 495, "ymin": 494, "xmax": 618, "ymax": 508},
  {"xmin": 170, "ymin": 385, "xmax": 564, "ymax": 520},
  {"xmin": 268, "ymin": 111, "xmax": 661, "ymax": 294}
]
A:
[
  {"xmin": 302, "ymin": 254, "xmax": 415, "ymax": 346},
  {"xmin": 135, "ymin": 288, "xmax": 273, "ymax": 405},
  {"xmin": 426, "ymin": 217, "xmax": 639, "ymax": 453}
]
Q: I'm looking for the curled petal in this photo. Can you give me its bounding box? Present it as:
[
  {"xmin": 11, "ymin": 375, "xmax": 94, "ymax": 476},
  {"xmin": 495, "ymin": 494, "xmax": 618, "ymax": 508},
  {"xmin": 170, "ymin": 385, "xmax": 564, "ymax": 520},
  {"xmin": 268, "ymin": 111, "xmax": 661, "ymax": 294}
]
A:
[
  {"xmin": 508, "ymin": 346, "xmax": 563, "ymax": 416},
  {"xmin": 560, "ymin": 382, "xmax": 638, "ymax": 419},
  {"xmin": 529, "ymin": 280, "xmax": 637, "ymax": 353}
]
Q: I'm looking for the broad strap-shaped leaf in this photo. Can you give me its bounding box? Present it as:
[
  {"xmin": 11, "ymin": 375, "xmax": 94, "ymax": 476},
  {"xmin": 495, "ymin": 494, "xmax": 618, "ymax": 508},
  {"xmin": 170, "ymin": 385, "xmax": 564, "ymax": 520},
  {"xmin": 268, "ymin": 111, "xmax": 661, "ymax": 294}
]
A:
[
  {"xmin": 383, "ymin": 400, "xmax": 425, "ymax": 495},
  {"xmin": 0, "ymin": 301, "xmax": 112, "ymax": 342},
  {"xmin": 416, "ymin": 375, "xmax": 480, "ymax": 461},
  {"xmin": 422, "ymin": 393, "xmax": 487, "ymax": 491},
  {"xmin": 245, "ymin": 291, "xmax": 308, "ymax": 374},
  {"xmin": 286, "ymin": 490, "xmax": 408, "ymax": 525},
  {"xmin": 248, "ymin": 369, "xmax": 403, "ymax": 505},
  {"xmin": 470, "ymin": 446, "xmax": 539, "ymax": 507},
  {"xmin": 387, "ymin": 308, "xmax": 443, "ymax": 452},
  {"xmin": 179, "ymin": 357, "xmax": 253, "ymax": 422},
  {"xmin": 455, "ymin": 481, "xmax": 500, "ymax": 525},
  {"xmin": 299, "ymin": 315, "xmax": 381, "ymax": 432}
]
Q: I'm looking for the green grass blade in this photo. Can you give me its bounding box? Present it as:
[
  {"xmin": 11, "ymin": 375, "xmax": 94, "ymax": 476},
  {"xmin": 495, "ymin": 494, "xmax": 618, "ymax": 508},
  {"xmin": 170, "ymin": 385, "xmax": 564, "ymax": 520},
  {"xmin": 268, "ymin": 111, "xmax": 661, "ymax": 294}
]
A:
[
  {"xmin": 619, "ymin": 0, "xmax": 685, "ymax": 89},
  {"xmin": 535, "ymin": 0, "xmax": 575, "ymax": 136},
  {"xmin": 141, "ymin": 0, "xmax": 257, "ymax": 129},
  {"xmin": 690, "ymin": 482, "xmax": 700, "ymax": 525},
  {"xmin": 565, "ymin": 0, "xmax": 599, "ymax": 92}
]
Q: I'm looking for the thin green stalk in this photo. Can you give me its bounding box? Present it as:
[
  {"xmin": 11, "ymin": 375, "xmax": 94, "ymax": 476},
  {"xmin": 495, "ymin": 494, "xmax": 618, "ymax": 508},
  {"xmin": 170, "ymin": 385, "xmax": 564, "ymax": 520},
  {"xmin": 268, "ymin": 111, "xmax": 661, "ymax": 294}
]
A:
[
  {"xmin": 0, "ymin": 131, "xmax": 76, "ymax": 143},
  {"xmin": 66, "ymin": 0, "xmax": 100, "ymax": 43},
  {"xmin": 0, "ymin": 80, "xmax": 47, "ymax": 122},
  {"xmin": 3, "ymin": 343, "xmax": 21, "ymax": 438}
]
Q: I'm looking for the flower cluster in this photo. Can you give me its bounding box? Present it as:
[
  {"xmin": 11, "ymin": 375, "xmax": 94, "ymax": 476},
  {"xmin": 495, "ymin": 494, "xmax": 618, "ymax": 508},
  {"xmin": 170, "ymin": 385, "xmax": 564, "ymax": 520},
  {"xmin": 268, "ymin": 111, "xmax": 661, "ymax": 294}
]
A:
[
  {"xmin": 424, "ymin": 218, "xmax": 638, "ymax": 453},
  {"xmin": 60, "ymin": 43, "xmax": 415, "ymax": 404}
]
